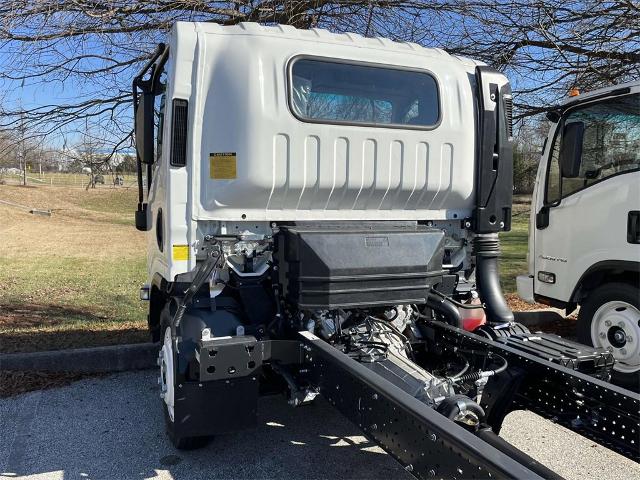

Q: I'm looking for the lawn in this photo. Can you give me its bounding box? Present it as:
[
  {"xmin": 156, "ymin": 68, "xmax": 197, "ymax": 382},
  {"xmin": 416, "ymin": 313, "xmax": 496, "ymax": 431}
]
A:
[
  {"xmin": 0, "ymin": 183, "xmax": 149, "ymax": 353},
  {"xmin": 500, "ymin": 203, "xmax": 531, "ymax": 294}
]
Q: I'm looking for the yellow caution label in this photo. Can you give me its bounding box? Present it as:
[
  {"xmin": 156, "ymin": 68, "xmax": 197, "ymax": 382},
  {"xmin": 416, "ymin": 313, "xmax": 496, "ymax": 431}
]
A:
[
  {"xmin": 210, "ymin": 152, "xmax": 237, "ymax": 179},
  {"xmin": 172, "ymin": 244, "xmax": 190, "ymax": 261}
]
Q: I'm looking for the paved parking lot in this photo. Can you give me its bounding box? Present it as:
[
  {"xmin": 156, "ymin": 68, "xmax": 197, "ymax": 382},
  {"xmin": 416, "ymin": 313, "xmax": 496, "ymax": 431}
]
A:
[{"xmin": 1, "ymin": 371, "xmax": 638, "ymax": 480}]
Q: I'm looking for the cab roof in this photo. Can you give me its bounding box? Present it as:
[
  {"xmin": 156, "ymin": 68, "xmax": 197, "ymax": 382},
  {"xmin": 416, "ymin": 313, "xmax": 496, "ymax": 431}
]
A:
[{"xmin": 185, "ymin": 21, "xmax": 481, "ymax": 68}]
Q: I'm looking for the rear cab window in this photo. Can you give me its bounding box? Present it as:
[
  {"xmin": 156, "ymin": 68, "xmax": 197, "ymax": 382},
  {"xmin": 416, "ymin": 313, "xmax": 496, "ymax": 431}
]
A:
[{"xmin": 289, "ymin": 58, "xmax": 440, "ymax": 129}]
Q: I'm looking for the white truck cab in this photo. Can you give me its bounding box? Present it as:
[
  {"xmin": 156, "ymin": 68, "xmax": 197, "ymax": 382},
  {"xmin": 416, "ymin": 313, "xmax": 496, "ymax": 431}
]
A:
[
  {"xmin": 517, "ymin": 82, "xmax": 640, "ymax": 389},
  {"xmin": 129, "ymin": 23, "xmax": 640, "ymax": 467}
]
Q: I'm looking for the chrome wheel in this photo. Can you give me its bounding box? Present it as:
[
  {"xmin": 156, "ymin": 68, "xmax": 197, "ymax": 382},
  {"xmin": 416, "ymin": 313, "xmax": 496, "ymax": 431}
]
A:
[
  {"xmin": 590, "ymin": 301, "xmax": 640, "ymax": 374},
  {"xmin": 159, "ymin": 326, "xmax": 175, "ymax": 421}
]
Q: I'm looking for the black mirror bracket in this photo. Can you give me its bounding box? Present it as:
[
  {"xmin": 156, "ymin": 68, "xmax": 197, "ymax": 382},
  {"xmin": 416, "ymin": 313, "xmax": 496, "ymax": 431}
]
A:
[
  {"xmin": 536, "ymin": 206, "xmax": 550, "ymax": 230},
  {"xmin": 132, "ymin": 43, "xmax": 168, "ymax": 229}
]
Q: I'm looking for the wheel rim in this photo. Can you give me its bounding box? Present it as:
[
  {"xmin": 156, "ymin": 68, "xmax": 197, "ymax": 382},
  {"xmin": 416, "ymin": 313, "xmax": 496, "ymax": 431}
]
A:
[
  {"xmin": 159, "ymin": 326, "xmax": 175, "ymax": 421},
  {"xmin": 590, "ymin": 300, "xmax": 640, "ymax": 374}
]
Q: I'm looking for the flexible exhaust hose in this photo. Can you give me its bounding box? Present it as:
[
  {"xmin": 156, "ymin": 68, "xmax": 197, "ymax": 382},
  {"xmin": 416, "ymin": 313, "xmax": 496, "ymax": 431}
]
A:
[{"xmin": 473, "ymin": 234, "xmax": 514, "ymax": 324}]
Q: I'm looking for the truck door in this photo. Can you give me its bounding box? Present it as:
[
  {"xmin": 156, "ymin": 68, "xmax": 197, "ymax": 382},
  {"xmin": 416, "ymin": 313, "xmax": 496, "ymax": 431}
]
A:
[{"xmin": 533, "ymin": 93, "xmax": 640, "ymax": 303}]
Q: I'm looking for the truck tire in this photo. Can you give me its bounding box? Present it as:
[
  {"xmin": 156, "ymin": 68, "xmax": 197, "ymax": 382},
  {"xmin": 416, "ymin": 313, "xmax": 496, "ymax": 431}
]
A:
[
  {"xmin": 159, "ymin": 306, "xmax": 209, "ymax": 450},
  {"xmin": 577, "ymin": 283, "xmax": 640, "ymax": 392}
]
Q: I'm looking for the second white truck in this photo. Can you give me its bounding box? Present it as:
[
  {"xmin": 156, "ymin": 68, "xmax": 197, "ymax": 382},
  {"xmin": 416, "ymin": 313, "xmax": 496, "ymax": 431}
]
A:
[{"xmin": 517, "ymin": 82, "xmax": 640, "ymax": 390}]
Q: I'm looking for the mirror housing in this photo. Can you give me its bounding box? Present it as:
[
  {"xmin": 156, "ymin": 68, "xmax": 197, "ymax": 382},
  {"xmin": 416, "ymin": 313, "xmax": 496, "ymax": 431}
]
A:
[
  {"xmin": 135, "ymin": 91, "xmax": 155, "ymax": 165},
  {"xmin": 559, "ymin": 121, "xmax": 584, "ymax": 178}
]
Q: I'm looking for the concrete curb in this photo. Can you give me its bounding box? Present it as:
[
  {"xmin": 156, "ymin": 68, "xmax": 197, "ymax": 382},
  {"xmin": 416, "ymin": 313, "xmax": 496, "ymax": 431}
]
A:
[
  {"xmin": 0, "ymin": 342, "xmax": 157, "ymax": 373},
  {"xmin": 0, "ymin": 309, "xmax": 569, "ymax": 373}
]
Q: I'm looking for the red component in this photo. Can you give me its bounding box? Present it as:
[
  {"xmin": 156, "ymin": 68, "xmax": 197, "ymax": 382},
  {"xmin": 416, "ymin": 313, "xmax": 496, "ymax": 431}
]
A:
[
  {"xmin": 461, "ymin": 310, "xmax": 486, "ymax": 331},
  {"xmin": 459, "ymin": 293, "xmax": 486, "ymax": 331}
]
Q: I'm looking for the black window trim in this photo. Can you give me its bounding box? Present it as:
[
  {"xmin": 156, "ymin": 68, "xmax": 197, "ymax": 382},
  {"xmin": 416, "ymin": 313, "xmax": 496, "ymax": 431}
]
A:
[
  {"xmin": 543, "ymin": 92, "xmax": 640, "ymax": 205},
  {"xmin": 285, "ymin": 55, "xmax": 442, "ymax": 131}
]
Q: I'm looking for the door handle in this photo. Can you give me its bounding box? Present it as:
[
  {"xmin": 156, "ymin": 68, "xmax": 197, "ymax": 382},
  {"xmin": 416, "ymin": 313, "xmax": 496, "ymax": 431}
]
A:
[{"xmin": 628, "ymin": 211, "xmax": 640, "ymax": 244}]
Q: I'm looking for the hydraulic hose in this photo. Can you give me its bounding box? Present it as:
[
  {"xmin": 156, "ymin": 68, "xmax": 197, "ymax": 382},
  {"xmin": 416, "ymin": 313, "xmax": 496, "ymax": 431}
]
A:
[
  {"xmin": 172, "ymin": 251, "xmax": 221, "ymax": 335},
  {"xmin": 473, "ymin": 234, "xmax": 514, "ymax": 324},
  {"xmin": 451, "ymin": 353, "xmax": 508, "ymax": 384}
]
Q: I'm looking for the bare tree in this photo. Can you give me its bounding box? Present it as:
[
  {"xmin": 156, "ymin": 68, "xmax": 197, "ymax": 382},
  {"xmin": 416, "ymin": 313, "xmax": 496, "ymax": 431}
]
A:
[
  {"xmin": 0, "ymin": 123, "xmax": 44, "ymax": 185},
  {"xmin": 0, "ymin": 0, "xmax": 637, "ymax": 148},
  {"xmin": 62, "ymin": 127, "xmax": 111, "ymax": 189}
]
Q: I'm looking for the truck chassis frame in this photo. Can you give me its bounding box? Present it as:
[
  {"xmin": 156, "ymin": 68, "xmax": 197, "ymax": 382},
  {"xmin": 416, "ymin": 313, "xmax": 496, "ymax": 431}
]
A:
[
  {"xmin": 193, "ymin": 323, "xmax": 639, "ymax": 480},
  {"xmin": 298, "ymin": 323, "xmax": 640, "ymax": 479}
]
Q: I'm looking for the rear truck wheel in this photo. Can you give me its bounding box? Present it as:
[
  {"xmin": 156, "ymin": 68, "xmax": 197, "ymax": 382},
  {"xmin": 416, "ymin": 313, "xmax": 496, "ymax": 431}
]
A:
[
  {"xmin": 577, "ymin": 283, "xmax": 640, "ymax": 392},
  {"xmin": 158, "ymin": 309, "xmax": 209, "ymax": 450}
]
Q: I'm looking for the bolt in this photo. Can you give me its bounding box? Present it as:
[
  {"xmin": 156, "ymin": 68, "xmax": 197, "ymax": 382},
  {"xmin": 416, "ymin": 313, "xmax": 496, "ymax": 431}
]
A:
[
  {"xmin": 371, "ymin": 424, "xmax": 378, "ymax": 431},
  {"xmin": 605, "ymin": 320, "xmax": 612, "ymax": 327},
  {"xmin": 429, "ymin": 433, "xmax": 437, "ymax": 442},
  {"xmin": 619, "ymin": 321, "xmax": 626, "ymax": 328},
  {"xmin": 500, "ymin": 221, "xmax": 505, "ymax": 228},
  {"xmin": 372, "ymin": 393, "xmax": 378, "ymax": 400},
  {"xmin": 405, "ymin": 465, "xmax": 414, "ymax": 473},
  {"xmin": 599, "ymin": 332, "xmax": 606, "ymax": 339},
  {"xmin": 465, "ymin": 221, "xmax": 471, "ymax": 228},
  {"xmin": 627, "ymin": 336, "xmax": 633, "ymax": 343},
  {"xmin": 490, "ymin": 93, "xmax": 496, "ymax": 101},
  {"xmin": 428, "ymin": 468, "xmax": 436, "ymax": 477},
  {"xmin": 621, "ymin": 348, "xmax": 627, "ymax": 355}
]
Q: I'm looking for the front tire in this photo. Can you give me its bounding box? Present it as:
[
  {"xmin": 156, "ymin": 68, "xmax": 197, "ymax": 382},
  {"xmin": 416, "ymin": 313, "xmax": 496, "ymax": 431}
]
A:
[
  {"xmin": 159, "ymin": 308, "xmax": 209, "ymax": 450},
  {"xmin": 577, "ymin": 283, "xmax": 640, "ymax": 392}
]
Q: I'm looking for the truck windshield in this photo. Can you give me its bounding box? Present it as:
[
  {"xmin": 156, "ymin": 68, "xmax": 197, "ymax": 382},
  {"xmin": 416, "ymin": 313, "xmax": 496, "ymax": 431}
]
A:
[
  {"xmin": 289, "ymin": 58, "xmax": 439, "ymax": 129},
  {"xmin": 546, "ymin": 92, "xmax": 640, "ymax": 202}
]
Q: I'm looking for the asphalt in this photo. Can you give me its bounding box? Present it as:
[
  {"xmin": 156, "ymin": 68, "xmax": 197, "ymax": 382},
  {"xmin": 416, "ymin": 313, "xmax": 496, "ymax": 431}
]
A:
[{"xmin": 1, "ymin": 371, "xmax": 638, "ymax": 480}]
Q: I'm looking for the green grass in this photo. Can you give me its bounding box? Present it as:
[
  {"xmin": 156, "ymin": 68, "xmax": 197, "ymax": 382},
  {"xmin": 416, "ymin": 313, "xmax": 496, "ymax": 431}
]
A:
[
  {"xmin": 0, "ymin": 256, "xmax": 147, "ymax": 323},
  {"xmin": 0, "ymin": 185, "xmax": 149, "ymax": 353},
  {"xmin": 499, "ymin": 210, "xmax": 530, "ymax": 293},
  {"xmin": 79, "ymin": 188, "xmax": 138, "ymax": 215}
]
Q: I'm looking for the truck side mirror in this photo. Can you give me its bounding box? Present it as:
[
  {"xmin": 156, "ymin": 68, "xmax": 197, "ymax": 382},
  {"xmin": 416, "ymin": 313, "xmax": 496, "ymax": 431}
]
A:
[
  {"xmin": 135, "ymin": 91, "xmax": 155, "ymax": 165},
  {"xmin": 559, "ymin": 121, "xmax": 584, "ymax": 178}
]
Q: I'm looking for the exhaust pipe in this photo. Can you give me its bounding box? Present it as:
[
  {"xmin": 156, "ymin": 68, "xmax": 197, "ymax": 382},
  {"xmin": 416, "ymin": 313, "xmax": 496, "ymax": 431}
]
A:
[{"xmin": 473, "ymin": 234, "xmax": 514, "ymax": 324}]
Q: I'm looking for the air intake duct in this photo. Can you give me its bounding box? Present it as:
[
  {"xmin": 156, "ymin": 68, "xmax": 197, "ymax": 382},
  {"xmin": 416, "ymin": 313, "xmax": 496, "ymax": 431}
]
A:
[{"xmin": 473, "ymin": 234, "xmax": 514, "ymax": 324}]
